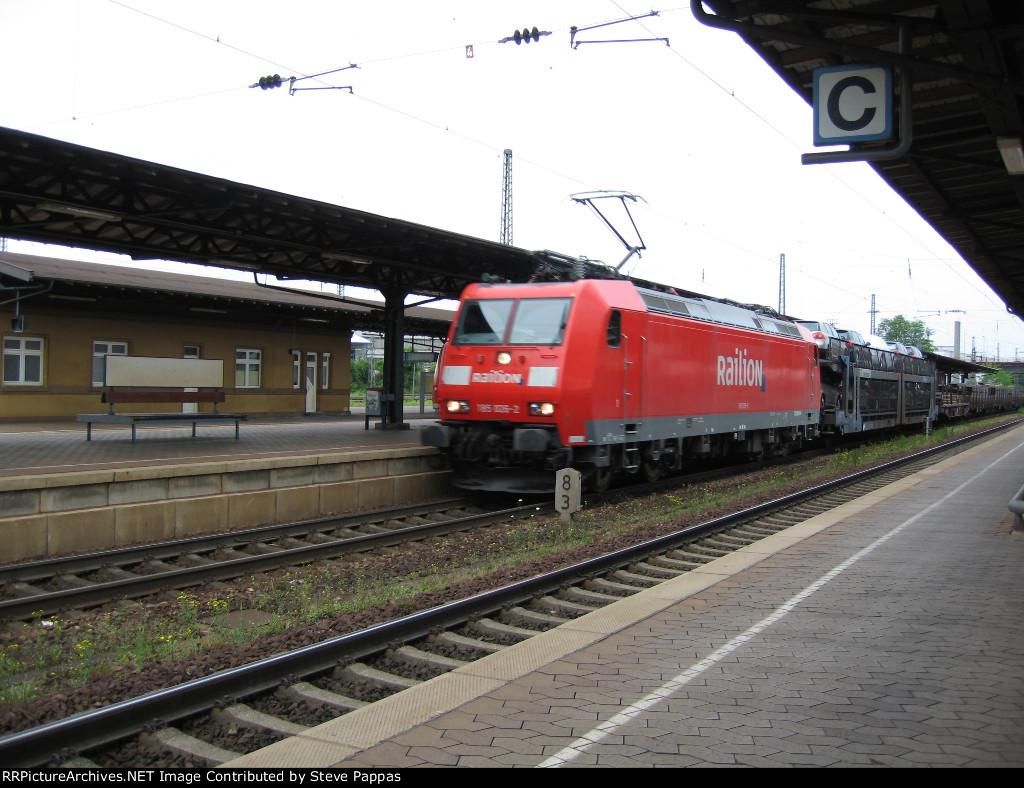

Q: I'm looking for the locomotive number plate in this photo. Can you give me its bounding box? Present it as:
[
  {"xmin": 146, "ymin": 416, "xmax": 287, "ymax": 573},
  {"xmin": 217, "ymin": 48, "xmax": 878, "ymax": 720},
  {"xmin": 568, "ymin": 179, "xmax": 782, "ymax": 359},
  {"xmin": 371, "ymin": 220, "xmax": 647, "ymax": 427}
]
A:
[{"xmin": 477, "ymin": 403, "xmax": 520, "ymax": 414}]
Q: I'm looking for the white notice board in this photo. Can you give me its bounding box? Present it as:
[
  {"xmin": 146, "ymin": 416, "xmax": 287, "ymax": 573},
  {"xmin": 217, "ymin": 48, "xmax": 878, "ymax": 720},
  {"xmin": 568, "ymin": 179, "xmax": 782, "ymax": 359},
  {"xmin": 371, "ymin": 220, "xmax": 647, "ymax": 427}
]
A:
[{"xmin": 104, "ymin": 356, "xmax": 224, "ymax": 388}]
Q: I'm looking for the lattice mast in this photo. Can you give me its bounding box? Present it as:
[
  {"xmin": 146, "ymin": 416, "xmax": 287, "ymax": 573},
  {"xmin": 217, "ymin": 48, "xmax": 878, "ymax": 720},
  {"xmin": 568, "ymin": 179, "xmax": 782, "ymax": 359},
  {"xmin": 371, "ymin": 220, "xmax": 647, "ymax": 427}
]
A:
[
  {"xmin": 500, "ymin": 149, "xmax": 513, "ymax": 245},
  {"xmin": 778, "ymin": 253, "xmax": 785, "ymax": 314}
]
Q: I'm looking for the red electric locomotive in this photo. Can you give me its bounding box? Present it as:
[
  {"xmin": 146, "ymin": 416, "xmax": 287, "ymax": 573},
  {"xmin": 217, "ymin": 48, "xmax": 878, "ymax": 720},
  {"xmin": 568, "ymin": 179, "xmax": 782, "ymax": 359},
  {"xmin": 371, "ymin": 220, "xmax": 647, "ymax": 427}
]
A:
[{"xmin": 422, "ymin": 278, "xmax": 822, "ymax": 492}]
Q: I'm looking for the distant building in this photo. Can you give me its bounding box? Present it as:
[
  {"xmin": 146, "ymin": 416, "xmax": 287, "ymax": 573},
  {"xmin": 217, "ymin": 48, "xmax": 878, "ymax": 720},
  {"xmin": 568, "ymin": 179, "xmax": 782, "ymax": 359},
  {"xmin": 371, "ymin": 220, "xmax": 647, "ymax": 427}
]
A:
[{"xmin": 0, "ymin": 252, "xmax": 450, "ymax": 420}]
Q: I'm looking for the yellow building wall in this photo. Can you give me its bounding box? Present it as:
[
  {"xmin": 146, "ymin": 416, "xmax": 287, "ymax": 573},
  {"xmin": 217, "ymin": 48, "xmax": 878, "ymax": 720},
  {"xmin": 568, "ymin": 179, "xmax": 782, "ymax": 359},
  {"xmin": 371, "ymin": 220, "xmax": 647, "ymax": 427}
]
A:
[{"xmin": 0, "ymin": 308, "xmax": 352, "ymax": 420}]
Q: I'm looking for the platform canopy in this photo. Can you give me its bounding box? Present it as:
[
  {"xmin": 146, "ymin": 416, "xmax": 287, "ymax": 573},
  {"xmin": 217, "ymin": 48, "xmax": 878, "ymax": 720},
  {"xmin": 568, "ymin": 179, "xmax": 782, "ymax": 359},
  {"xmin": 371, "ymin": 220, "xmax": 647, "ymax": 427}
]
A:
[
  {"xmin": 0, "ymin": 127, "xmax": 605, "ymax": 301},
  {"xmin": 695, "ymin": 0, "xmax": 1024, "ymax": 318}
]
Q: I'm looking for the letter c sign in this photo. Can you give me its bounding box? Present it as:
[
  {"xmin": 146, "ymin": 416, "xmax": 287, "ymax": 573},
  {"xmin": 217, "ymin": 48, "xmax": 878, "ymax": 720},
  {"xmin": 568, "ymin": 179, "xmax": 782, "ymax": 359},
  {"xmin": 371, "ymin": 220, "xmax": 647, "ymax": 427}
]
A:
[{"xmin": 813, "ymin": 65, "xmax": 892, "ymax": 145}]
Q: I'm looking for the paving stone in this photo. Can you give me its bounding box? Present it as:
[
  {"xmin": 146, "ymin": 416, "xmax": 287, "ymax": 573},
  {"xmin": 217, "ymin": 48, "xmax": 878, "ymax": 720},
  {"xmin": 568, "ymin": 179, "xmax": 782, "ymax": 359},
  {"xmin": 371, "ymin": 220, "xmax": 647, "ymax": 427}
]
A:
[
  {"xmin": 440, "ymin": 744, "xmax": 510, "ymax": 758},
  {"xmin": 449, "ymin": 755, "xmax": 504, "ymax": 768},
  {"xmin": 620, "ymin": 734, "xmax": 689, "ymax": 755},
  {"xmin": 897, "ymin": 750, "xmax": 972, "ymax": 767},
  {"xmin": 592, "ymin": 753, "xmax": 654, "ymax": 767},
  {"xmin": 765, "ymin": 750, "xmax": 846, "ymax": 767},
  {"xmin": 878, "ymin": 735, "xmax": 947, "ymax": 753},
  {"xmin": 438, "ymin": 728, "xmax": 508, "ymax": 748},
  {"xmin": 704, "ymin": 741, "xmax": 783, "ymax": 757},
  {"xmin": 940, "ymin": 743, "xmax": 1021, "ymax": 765},
  {"xmin": 840, "ymin": 741, "xmax": 913, "ymax": 757},
  {"xmin": 673, "ymin": 744, "xmax": 739, "ymax": 764},
  {"xmin": 825, "ymin": 727, "xmax": 884, "ymax": 745},
  {"xmin": 626, "ymin": 752, "xmax": 703, "ymax": 766},
  {"xmin": 498, "ymin": 749, "xmax": 574, "ymax": 766},
  {"xmin": 623, "ymin": 724, "xmax": 705, "ymax": 740},
  {"xmin": 339, "ymin": 742, "xmax": 422, "ymax": 768},
  {"xmin": 386, "ymin": 725, "xmax": 458, "ymax": 749},
  {"xmin": 735, "ymin": 753, "xmax": 804, "ymax": 768},
  {"xmin": 403, "ymin": 746, "xmax": 460, "ymax": 766},
  {"xmin": 468, "ymin": 714, "xmax": 526, "ymax": 730},
  {"xmin": 777, "ymin": 732, "xmax": 851, "ymax": 748},
  {"xmin": 431, "ymin": 709, "xmax": 493, "ymax": 731},
  {"xmin": 696, "ymin": 727, "xmax": 755, "ymax": 745}
]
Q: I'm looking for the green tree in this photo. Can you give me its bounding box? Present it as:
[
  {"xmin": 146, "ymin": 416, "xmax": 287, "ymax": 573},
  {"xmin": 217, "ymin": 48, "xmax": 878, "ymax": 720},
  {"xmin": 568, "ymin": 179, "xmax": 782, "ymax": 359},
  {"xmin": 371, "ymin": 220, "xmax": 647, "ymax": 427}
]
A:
[
  {"xmin": 350, "ymin": 354, "xmax": 420, "ymax": 397},
  {"xmin": 349, "ymin": 358, "xmax": 383, "ymax": 396},
  {"xmin": 877, "ymin": 315, "xmax": 935, "ymax": 352},
  {"xmin": 982, "ymin": 365, "xmax": 1014, "ymax": 387}
]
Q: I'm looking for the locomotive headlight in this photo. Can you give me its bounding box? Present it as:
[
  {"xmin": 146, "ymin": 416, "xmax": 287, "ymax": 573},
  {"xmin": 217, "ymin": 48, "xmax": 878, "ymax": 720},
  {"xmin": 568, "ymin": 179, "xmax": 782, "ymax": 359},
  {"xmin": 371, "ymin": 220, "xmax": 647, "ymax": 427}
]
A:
[
  {"xmin": 529, "ymin": 402, "xmax": 555, "ymax": 416},
  {"xmin": 446, "ymin": 400, "xmax": 470, "ymax": 413},
  {"xmin": 496, "ymin": 352, "xmax": 512, "ymax": 365}
]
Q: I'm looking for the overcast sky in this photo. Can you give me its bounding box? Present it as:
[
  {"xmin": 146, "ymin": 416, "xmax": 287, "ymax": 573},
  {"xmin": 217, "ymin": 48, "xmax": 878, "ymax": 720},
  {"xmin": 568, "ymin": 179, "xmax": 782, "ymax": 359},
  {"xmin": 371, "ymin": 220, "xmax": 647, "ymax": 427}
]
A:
[{"xmin": 3, "ymin": 0, "xmax": 1023, "ymax": 360}]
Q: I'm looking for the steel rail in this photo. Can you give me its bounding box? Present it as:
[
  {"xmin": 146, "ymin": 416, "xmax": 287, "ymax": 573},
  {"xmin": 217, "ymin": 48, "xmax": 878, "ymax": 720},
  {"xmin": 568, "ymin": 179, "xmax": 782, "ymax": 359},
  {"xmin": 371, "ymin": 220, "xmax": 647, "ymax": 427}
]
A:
[
  {"xmin": 0, "ymin": 497, "xmax": 480, "ymax": 584},
  {"xmin": 0, "ymin": 502, "xmax": 532, "ymax": 621}
]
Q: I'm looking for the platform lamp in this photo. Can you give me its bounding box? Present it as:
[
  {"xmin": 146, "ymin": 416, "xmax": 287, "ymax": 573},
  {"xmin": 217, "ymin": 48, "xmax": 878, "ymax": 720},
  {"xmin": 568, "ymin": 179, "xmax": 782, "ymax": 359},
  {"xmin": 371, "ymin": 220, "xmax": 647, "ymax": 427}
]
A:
[{"xmin": 997, "ymin": 137, "xmax": 1024, "ymax": 175}]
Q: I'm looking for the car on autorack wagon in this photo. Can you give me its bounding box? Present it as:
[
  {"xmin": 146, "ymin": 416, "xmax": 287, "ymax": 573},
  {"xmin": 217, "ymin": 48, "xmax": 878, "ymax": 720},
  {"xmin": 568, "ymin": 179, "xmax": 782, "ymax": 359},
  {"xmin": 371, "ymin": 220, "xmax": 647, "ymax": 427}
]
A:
[
  {"xmin": 797, "ymin": 319, "xmax": 843, "ymax": 364},
  {"xmin": 835, "ymin": 328, "xmax": 870, "ymax": 366}
]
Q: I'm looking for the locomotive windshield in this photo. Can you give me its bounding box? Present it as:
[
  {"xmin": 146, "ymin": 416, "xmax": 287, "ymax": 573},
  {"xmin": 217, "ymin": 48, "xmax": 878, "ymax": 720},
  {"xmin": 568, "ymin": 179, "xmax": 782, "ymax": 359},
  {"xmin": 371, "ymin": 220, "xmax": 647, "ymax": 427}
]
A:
[{"xmin": 454, "ymin": 297, "xmax": 572, "ymax": 346}]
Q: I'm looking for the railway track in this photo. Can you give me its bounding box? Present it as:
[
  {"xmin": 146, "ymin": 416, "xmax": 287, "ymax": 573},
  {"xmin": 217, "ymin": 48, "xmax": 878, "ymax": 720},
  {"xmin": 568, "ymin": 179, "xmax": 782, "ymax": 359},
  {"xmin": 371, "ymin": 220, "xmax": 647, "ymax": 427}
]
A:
[
  {"xmin": 0, "ymin": 419, "xmax": 1017, "ymax": 767},
  {"xmin": 0, "ymin": 453, "xmax": 808, "ymax": 622},
  {"xmin": 0, "ymin": 498, "xmax": 523, "ymax": 621}
]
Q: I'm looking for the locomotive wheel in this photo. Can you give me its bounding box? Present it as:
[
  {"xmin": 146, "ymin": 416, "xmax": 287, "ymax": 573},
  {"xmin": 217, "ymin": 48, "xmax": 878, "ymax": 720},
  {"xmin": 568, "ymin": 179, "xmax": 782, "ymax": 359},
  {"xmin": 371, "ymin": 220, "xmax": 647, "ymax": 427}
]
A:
[
  {"xmin": 641, "ymin": 459, "xmax": 662, "ymax": 483},
  {"xmin": 589, "ymin": 466, "xmax": 613, "ymax": 492}
]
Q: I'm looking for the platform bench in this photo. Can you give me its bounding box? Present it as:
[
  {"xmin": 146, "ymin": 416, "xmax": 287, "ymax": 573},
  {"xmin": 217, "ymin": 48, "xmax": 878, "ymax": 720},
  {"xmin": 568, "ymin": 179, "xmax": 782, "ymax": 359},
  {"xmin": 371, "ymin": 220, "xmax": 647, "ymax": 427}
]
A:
[{"xmin": 76, "ymin": 357, "xmax": 246, "ymax": 443}]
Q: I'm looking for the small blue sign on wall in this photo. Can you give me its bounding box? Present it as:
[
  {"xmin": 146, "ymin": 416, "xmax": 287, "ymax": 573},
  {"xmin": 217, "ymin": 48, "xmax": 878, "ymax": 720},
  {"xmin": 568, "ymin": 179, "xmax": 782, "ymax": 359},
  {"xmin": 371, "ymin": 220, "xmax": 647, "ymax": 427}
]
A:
[{"xmin": 813, "ymin": 64, "xmax": 893, "ymax": 145}]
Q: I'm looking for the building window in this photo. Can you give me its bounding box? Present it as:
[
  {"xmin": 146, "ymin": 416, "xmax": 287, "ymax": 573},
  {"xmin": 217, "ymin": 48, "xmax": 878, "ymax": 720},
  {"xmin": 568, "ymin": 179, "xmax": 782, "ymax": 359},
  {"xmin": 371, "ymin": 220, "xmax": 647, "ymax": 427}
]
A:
[
  {"xmin": 321, "ymin": 352, "xmax": 331, "ymax": 390},
  {"xmin": 235, "ymin": 348, "xmax": 262, "ymax": 388},
  {"xmin": 93, "ymin": 341, "xmax": 128, "ymax": 386},
  {"xmin": 3, "ymin": 336, "xmax": 44, "ymax": 385},
  {"xmin": 290, "ymin": 350, "xmax": 301, "ymax": 389}
]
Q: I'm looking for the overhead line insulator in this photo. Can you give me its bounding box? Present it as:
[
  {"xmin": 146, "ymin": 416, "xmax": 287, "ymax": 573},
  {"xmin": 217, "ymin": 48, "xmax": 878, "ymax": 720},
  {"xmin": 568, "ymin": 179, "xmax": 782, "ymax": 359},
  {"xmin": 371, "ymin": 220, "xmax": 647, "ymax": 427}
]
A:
[
  {"xmin": 499, "ymin": 27, "xmax": 551, "ymax": 45},
  {"xmin": 252, "ymin": 74, "xmax": 284, "ymax": 90}
]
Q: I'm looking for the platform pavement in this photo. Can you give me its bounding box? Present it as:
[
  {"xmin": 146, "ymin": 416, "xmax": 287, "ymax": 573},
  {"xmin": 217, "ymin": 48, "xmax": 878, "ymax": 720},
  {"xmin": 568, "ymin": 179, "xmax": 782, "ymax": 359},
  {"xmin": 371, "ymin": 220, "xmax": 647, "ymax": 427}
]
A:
[
  {"xmin": 0, "ymin": 409, "xmax": 451, "ymax": 562},
  {"xmin": 227, "ymin": 423, "xmax": 1024, "ymax": 768},
  {"xmin": 0, "ymin": 409, "xmax": 437, "ymax": 478}
]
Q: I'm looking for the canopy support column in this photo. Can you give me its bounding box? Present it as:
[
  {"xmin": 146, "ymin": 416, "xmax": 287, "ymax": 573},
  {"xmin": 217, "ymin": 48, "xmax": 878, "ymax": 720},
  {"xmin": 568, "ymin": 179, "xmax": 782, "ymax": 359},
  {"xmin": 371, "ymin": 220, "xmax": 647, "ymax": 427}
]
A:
[{"xmin": 379, "ymin": 286, "xmax": 409, "ymax": 430}]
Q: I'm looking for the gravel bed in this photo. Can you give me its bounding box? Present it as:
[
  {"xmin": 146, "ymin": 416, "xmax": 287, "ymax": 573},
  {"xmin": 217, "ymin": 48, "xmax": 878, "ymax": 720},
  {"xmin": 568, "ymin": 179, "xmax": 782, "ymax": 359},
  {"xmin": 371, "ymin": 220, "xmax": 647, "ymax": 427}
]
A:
[
  {"xmin": 180, "ymin": 715, "xmax": 284, "ymax": 753},
  {"xmin": 248, "ymin": 695, "xmax": 341, "ymax": 727},
  {"xmin": 90, "ymin": 739, "xmax": 209, "ymax": 769},
  {"xmin": 369, "ymin": 653, "xmax": 449, "ymax": 682},
  {"xmin": 314, "ymin": 674, "xmax": 397, "ymax": 704},
  {"xmin": 420, "ymin": 637, "xmax": 493, "ymax": 661}
]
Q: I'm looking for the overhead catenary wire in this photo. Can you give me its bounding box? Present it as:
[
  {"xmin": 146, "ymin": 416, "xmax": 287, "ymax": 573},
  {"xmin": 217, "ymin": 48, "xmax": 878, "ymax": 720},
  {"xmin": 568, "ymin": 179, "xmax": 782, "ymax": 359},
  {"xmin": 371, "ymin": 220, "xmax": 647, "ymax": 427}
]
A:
[{"xmin": 14, "ymin": 1, "xmax": 1023, "ymax": 351}]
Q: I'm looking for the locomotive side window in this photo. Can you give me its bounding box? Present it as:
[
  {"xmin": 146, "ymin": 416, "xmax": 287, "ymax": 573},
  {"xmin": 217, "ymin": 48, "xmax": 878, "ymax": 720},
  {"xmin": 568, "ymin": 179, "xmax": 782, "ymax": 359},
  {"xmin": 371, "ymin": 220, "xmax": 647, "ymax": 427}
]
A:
[
  {"xmin": 508, "ymin": 298, "xmax": 572, "ymax": 345},
  {"xmin": 454, "ymin": 299, "xmax": 514, "ymax": 345},
  {"xmin": 607, "ymin": 310, "xmax": 622, "ymax": 348}
]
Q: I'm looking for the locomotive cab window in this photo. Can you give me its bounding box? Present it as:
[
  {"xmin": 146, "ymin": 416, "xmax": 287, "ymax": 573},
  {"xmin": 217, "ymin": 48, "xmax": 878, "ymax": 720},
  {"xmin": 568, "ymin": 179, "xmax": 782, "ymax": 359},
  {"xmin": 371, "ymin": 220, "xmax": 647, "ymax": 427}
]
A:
[
  {"xmin": 508, "ymin": 298, "xmax": 571, "ymax": 345},
  {"xmin": 607, "ymin": 310, "xmax": 622, "ymax": 348},
  {"xmin": 455, "ymin": 297, "xmax": 572, "ymax": 346},
  {"xmin": 454, "ymin": 299, "xmax": 514, "ymax": 345}
]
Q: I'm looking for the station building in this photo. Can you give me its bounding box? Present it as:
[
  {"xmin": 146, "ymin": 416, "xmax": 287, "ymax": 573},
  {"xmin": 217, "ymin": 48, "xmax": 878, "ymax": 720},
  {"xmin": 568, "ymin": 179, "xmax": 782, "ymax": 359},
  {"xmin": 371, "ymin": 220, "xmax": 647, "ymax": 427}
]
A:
[{"xmin": 0, "ymin": 251, "xmax": 450, "ymax": 421}]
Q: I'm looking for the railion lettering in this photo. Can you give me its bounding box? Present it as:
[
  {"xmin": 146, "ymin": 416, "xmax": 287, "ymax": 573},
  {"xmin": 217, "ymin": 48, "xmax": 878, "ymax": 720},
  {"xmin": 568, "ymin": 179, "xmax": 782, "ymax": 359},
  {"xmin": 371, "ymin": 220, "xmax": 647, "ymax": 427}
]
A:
[
  {"xmin": 471, "ymin": 370, "xmax": 523, "ymax": 384},
  {"xmin": 716, "ymin": 348, "xmax": 765, "ymax": 390}
]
